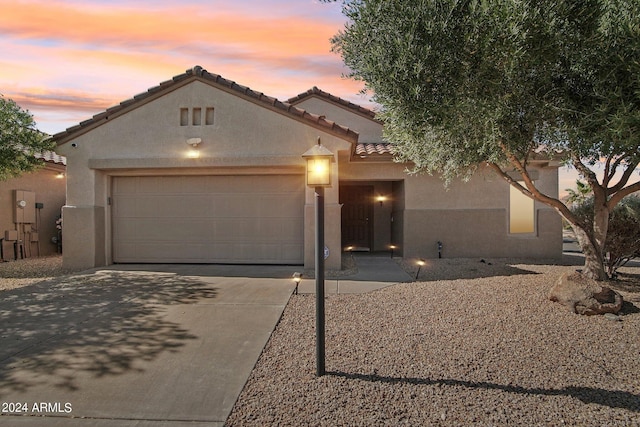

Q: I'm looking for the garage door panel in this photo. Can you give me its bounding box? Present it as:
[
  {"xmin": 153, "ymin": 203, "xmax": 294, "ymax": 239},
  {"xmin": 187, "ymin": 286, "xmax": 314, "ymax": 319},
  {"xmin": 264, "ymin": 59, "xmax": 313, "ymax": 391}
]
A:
[
  {"xmin": 112, "ymin": 175, "xmax": 304, "ymax": 264},
  {"xmin": 282, "ymin": 243, "xmax": 304, "ymax": 261},
  {"xmin": 113, "ymin": 195, "xmax": 139, "ymax": 217},
  {"xmin": 279, "ymin": 218, "xmax": 304, "ymax": 240},
  {"xmin": 211, "ymin": 195, "xmax": 247, "ymax": 217},
  {"xmin": 113, "ymin": 177, "xmax": 137, "ymax": 194},
  {"xmin": 260, "ymin": 194, "xmax": 302, "ymax": 218},
  {"xmin": 158, "ymin": 195, "xmax": 212, "ymax": 218},
  {"xmin": 135, "ymin": 219, "xmax": 212, "ymax": 242}
]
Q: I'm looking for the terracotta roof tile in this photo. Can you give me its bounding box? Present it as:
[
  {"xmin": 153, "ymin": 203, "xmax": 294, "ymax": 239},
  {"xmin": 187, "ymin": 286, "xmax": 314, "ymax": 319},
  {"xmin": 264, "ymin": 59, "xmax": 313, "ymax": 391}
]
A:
[
  {"xmin": 52, "ymin": 66, "xmax": 358, "ymax": 145},
  {"xmin": 354, "ymin": 143, "xmax": 394, "ymax": 156},
  {"xmin": 35, "ymin": 150, "xmax": 67, "ymax": 166}
]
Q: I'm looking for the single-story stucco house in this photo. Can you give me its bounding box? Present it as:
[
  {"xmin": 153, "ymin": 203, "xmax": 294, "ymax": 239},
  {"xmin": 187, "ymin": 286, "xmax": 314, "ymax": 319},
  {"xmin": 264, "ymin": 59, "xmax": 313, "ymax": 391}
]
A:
[
  {"xmin": 0, "ymin": 152, "xmax": 66, "ymax": 260},
  {"xmin": 52, "ymin": 66, "xmax": 562, "ymax": 271}
]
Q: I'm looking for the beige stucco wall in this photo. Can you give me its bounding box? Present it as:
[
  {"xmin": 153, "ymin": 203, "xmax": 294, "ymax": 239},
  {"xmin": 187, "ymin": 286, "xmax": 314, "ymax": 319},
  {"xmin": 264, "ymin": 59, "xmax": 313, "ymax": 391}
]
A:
[
  {"xmin": 57, "ymin": 76, "xmax": 562, "ymax": 271},
  {"xmin": 57, "ymin": 77, "xmax": 351, "ymax": 270},
  {"xmin": 339, "ymin": 153, "xmax": 562, "ymax": 259},
  {"xmin": 0, "ymin": 164, "xmax": 66, "ymax": 259},
  {"xmin": 297, "ymin": 95, "xmax": 562, "ymax": 260}
]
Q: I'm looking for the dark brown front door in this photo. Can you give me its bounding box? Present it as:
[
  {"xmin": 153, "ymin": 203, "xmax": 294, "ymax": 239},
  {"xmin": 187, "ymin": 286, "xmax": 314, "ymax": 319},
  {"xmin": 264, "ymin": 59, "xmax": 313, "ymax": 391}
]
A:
[{"xmin": 340, "ymin": 185, "xmax": 373, "ymax": 250}]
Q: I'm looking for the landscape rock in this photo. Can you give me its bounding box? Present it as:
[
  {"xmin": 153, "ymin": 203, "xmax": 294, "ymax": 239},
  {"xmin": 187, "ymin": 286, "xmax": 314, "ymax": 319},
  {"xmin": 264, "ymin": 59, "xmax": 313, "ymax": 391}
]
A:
[
  {"xmin": 548, "ymin": 271, "xmax": 624, "ymax": 315},
  {"xmin": 604, "ymin": 313, "xmax": 622, "ymax": 321}
]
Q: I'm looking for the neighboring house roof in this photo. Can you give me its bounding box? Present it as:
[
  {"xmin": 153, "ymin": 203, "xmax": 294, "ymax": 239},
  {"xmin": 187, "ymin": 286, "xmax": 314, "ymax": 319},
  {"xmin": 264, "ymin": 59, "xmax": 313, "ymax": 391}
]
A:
[
  {"xmin": 35, "ymin": 150, "xmax": 66, "ymax": 166},
  {"xmin": 288, "ymin": 86, "xmax": 381, "ymax": 123},
  {"xmin": 51, "ymin": 66, "xmax": 359, "ymax": 145}
]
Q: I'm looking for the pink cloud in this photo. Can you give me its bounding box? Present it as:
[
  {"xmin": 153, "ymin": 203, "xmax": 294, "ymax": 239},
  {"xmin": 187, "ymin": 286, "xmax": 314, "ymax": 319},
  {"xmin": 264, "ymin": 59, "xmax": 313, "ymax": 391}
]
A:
[{"xmin": 0, "ymin": 0, "xmax": 368, "ymax": 133}]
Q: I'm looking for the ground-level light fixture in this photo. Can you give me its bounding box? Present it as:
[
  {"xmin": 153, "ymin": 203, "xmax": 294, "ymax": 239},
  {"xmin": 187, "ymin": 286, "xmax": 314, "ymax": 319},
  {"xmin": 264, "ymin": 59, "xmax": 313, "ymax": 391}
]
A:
[
  {"xmin": 390, "ymin": 244, "xmax": 397, "ymax": 258},
  {"xmin": 302, "ymin": 137, "xmax": 334, "ymax": 377},
  {"xmin": 292, "ymin": 272, "xmax": 302, "ymax": 295},
  {"xmin": 346, "ymin": 245, "xmax": 354, "ymax": 260},
  {"xmin": 416, "ymin": 259, "xmax": 426, "ymax": 280}
]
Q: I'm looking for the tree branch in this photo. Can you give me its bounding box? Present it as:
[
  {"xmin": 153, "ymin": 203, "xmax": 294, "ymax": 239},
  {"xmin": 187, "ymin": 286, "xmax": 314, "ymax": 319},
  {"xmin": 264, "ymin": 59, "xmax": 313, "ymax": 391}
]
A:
[
  {"xmin": 571, "ymin": 153, "xmax": 599, "ymax": 188},
  {"xmin": 571, "ymin": 153, "xmax": 608, "ymax": 208},
  {"xmin": 607, "ymin": 153, "xmax": 628, "ymax": 185},
  {"xmin": 492, "ymin": 143, "xmax": 582, "ymax": 226},
  {"xmin": 609, "ymin": 159, "xmax": 639, "ymax": 194},
  {"xmin": 603, "ymin": 153, "xmax": 614, "ymax": 187},
  {"xmin": 608, "ymin": 180, "xmax": 640, "ymax": 208}
]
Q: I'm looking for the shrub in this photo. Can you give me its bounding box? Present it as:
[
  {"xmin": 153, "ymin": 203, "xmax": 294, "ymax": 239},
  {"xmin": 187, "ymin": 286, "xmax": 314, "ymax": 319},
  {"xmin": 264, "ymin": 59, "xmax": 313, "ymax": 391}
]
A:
[{"xmin": 570, "ymin": 195, "xmax": 640, "ymax": 278}]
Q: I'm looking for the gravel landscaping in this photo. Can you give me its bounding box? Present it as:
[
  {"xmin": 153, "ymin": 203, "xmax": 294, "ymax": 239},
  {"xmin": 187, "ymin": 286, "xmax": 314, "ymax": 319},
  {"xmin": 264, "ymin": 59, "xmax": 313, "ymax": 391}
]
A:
[
  {"xmin": 3, "ymin": 255, "xmax": 639, "ymax": 425},
  {"xmin": 226, "ymin": 258, "xmax": 640, "ymax": 426},
  {"xmin": 0, "ymin": 255, "xmax": 81, "ymax": 292}
]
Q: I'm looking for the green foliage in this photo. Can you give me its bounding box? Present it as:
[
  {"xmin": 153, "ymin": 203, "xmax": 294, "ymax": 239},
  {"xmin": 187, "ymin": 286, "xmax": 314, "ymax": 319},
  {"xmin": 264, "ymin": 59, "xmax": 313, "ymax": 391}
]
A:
[
  {"xmin": 565, "ymin": 180, "xmax": 592, "ymax": 206},
  {"xmin": 0, "ymin": 95, "xmax": 54, "ymax": 180},
  {"xmin": 571, "ymin": 195, "xmax": 640, "ymax": 277},
  {"xmin": 606, "ymin": 195, "xmax": 640, "ymax": 276},
  {"xmin": 332, "ymin": 0, "xmax": 640, "ymax": 181}
]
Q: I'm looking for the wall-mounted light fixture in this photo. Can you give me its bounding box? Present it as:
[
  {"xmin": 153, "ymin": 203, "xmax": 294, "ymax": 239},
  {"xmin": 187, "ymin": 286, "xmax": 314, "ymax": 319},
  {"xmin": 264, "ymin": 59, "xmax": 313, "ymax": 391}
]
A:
[
  {"xmin": 376, "ymin": 195, "xmax": 387, "ymax": 206},
  {"xmin": 55, "ymin": 172, "xmax": 65, "ymax": 179},
  {"xmin": 186, "ymin": 137, "xmax": 202, "ymax": 158}
]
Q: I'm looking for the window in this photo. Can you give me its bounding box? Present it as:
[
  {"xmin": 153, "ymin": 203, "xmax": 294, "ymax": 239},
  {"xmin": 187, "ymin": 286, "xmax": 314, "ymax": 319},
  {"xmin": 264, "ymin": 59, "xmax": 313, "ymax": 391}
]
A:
[
  {"xmin": 192, "ymin": 108, "xmax": 202, "ymax": 126},
  {"xmin": 205, "ymin": 107, "xmax": 215, "ymax": 125},
  {"xmin": 180, "ymin": 108, "xmax": 189, "ymax": 126},
  {"xmin": 509, "ymin": 184, "xmax": 535, "ymax": 234},
  {"xmin": 179, "ymin": 107, "xmax": 214, "ymax": 126}
]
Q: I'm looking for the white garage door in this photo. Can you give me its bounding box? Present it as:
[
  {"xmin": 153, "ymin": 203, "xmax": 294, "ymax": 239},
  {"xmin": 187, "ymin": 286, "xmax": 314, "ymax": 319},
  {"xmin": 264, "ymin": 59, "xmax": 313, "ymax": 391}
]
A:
[{"xmin": 112, "ymin": 175, "xmax": 304, "ymax": 264}]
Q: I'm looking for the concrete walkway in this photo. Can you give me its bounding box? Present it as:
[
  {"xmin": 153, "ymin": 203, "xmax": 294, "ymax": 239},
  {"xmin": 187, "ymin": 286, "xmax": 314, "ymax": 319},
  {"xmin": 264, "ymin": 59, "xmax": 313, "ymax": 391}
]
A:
[
  {"xmin": 0, "ymin": 257, "xmax": 409, "ymax": 426},
  {"xmin": 296, "ymin": 253, "xmax": 413, "ymax": 294},
  {"xmin": 0, "ymin": 266, "xmax": 296, "ymax": 426}
]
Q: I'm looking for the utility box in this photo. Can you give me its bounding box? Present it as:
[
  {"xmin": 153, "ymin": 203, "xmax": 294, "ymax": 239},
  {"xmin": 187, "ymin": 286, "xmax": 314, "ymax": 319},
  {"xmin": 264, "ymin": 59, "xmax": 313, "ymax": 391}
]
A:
[{"xmin": 14, "ymin": 190, "xmax": 36, "ymax": 224}]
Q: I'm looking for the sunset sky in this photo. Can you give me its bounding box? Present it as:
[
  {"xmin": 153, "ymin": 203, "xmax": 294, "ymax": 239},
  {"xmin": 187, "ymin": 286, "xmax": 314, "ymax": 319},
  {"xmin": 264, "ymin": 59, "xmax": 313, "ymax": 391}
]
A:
[
  {"xmin": 1, "ymin": 0, "xmax": 367, "ymax": 135},
  {"xmin": 2, "ymin": 0, "xmax": 636, "ymax": 193}
]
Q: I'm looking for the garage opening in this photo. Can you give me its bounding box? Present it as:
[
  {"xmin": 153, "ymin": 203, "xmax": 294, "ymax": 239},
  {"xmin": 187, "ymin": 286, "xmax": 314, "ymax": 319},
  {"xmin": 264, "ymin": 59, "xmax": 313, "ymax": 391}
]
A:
[{"xmin": 111, "ymin": 175, "xmax": 304, "ymax": 264}]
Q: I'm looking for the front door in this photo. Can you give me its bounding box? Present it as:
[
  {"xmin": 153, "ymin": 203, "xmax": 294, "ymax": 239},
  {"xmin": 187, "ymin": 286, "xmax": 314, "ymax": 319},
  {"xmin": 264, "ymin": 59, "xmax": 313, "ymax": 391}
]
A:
[{"xmin": 340, "ymin": 185, "xmax": 373, "ymax": 251}]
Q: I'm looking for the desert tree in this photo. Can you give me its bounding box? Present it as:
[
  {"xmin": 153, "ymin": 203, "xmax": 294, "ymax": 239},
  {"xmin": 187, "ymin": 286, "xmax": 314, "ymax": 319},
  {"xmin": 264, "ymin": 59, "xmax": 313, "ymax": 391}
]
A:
[
  {"xmin": 330, "ymin": 0, "xmax": 640, "ymax": 280},
  {"xmin": 0, "ymin": 95, "xmax": 54, "ymax": 180}
]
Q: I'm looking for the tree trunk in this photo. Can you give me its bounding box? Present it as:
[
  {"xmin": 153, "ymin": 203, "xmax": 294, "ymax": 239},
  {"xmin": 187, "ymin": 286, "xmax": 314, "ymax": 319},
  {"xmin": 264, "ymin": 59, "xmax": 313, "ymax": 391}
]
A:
[{"xmin": 571, "ymin": 224, "xmax": 607, "ymax": 281}]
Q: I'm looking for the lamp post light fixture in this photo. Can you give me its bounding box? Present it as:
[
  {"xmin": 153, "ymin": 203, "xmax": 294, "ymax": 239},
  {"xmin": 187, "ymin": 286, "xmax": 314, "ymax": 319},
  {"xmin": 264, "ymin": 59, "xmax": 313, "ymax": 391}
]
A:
[
  {"xmin": 389, "ymin": 244, "xmax": 397, "ymax": 259},
  {"xmin": 302, "ymin": 137, "xmax": 334, "ymax": 377}
]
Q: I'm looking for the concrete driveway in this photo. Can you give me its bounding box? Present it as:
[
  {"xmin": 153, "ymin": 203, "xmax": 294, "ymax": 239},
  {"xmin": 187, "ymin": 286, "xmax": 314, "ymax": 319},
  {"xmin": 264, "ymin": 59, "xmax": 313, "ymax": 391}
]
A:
[{"xmin": 0, "ymin": 264, "xmax": 297, "ymax": 426}]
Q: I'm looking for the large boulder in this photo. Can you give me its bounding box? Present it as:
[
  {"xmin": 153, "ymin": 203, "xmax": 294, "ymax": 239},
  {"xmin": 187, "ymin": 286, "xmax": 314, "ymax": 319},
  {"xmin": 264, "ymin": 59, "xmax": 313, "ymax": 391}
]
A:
[{"xmin": 548, "ymin": 271, "xmax": 624, "ymax": 315}]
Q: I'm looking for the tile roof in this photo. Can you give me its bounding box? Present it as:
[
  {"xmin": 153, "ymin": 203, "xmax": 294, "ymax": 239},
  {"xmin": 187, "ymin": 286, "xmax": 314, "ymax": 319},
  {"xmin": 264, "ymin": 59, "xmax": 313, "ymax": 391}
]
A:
[
  {"xmin": 52, "ymin": 66, "xmax": 359, "ymax": 145},
  {"xmin": 288, "ymin": 86, "xmax": 380, "ymax": 122},
  {"xmin": 35, "ymin": 150, "xmax": 67, "ymax": 166},
  {"xmin": 354, "ymin": 142, "xmax": 394, "ymax": 157},
  {"xmin": 351, "ymin": 143, "xmax": 395, "ymax": 162}
]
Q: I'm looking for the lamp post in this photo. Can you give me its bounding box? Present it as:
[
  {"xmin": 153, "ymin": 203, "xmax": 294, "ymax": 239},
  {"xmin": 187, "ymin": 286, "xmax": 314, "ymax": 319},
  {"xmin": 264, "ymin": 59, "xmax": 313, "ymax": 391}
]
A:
[{"xmin": 302, "ymin": 137, "xmax": 333, "ymax": 377}]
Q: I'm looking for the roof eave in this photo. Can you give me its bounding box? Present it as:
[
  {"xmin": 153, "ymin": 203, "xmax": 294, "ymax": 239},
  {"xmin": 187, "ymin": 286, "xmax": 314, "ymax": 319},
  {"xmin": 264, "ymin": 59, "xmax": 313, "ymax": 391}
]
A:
[{"xmin": 52, "ymin": 66, "xmax": 359, "ymax": 146}]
